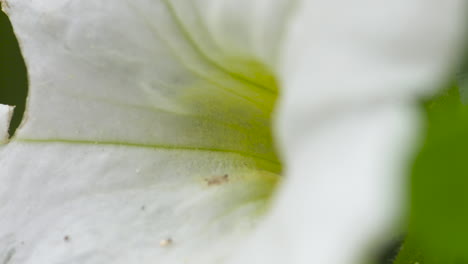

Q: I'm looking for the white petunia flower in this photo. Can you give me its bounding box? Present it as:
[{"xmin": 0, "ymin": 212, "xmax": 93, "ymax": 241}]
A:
[{"xmin": 0, "ymin": 1, "xmax": 465, "ymax": 264}]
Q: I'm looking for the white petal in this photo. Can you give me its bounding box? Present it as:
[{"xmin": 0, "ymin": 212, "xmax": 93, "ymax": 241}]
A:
[
  {"xmin": 3, "ymin": 0, "xmax": 467, "ymax": 264},
  {"xmin": 0, "ymin": 104, "xmax": 14, "ymax": 144},
  {"xmin": 0, "ymin": 142, "xmax": 279, "ymax": 263},
  {"xmin": 278, "ymin": 0, "xmax": 466, "ymax": 126},
  {"xmin": 259, "ymin": 1, "xmax": 465, "ymax": 264},
  {"xmin": 2, "ymin": 0, "xmax": 287, "ymax": 263},
  {"xmin": 5, "ymin": 0, "xmax": 285, "ymax": 164},
  {"xmin": 2, "ymin": 0, "xmax": 286, "ymax": 263}
]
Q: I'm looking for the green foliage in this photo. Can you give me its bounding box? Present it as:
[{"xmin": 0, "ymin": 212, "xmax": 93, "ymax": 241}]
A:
[{"xmin": 395, "ymin": 86, "xmax": 468, "ymax": 264}]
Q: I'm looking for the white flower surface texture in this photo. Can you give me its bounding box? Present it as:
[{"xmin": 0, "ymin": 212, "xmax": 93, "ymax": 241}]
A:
[{"xmin": 0, "ymin": 1, "xmax": 465, "ymax": 264}]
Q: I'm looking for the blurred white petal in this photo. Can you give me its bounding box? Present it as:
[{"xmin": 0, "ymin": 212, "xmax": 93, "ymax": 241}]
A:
[
  {"xmin": 265, "ymin": 1, "xmax": 466, "ymax": 264},
  {"xmin": 231, "ymin": 103, "xmax": 420, "ymax": 264}
]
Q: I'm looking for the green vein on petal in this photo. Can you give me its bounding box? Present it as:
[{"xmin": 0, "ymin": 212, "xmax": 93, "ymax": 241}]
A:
[{"xmin": 15, "ymin": 138, "xmax": 282, "ymax": 173}]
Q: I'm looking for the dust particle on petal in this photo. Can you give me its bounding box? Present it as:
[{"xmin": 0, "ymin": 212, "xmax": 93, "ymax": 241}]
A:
[
  {"xmin": 159, "ymin": 238, "xmax": 172, "ymax": 247},
  {"xmin": 204, "ymin": 174, "xmax": 229, "ymax": 186}
]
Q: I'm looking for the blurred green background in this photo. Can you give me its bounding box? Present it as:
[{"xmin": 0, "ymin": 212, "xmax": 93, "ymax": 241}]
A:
[
  {"xmin": 0, "ymin": 8, "xmax": 27, "ymax": 137},
  {"xmin": 1, "ymin": 6, "xmax": 468, "ymax": 264},
  {"xmin": 394, "ymin": 86, "xmax": 468, "ymax": 264}
]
